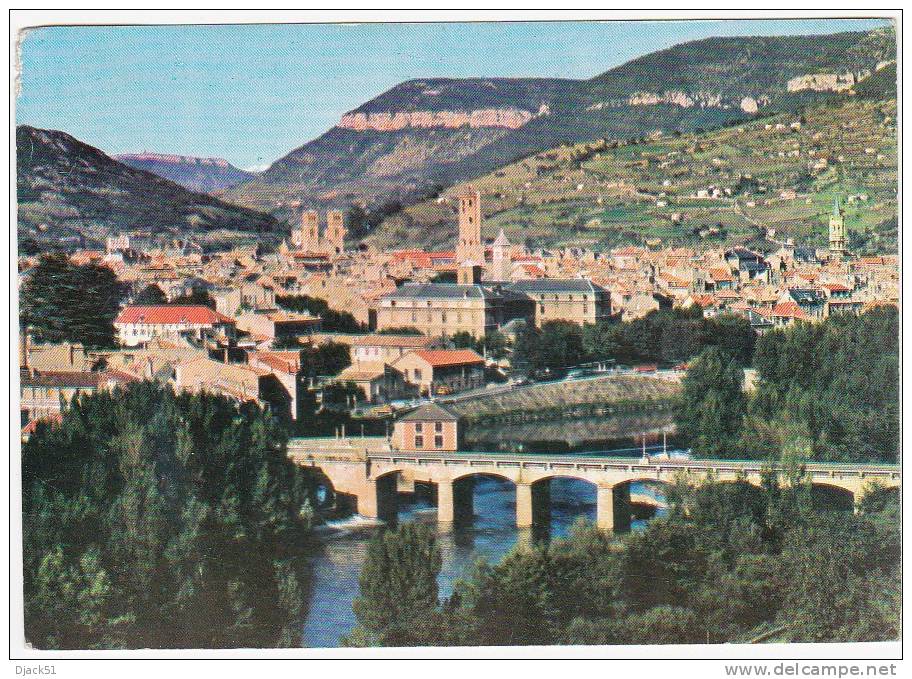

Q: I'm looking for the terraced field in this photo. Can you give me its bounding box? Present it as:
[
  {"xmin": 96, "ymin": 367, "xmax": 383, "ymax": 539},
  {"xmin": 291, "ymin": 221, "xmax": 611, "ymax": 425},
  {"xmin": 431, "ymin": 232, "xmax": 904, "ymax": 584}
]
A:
[{"xmin": 371, "ymin": 98, "xmax": 897, "ymax": 253}]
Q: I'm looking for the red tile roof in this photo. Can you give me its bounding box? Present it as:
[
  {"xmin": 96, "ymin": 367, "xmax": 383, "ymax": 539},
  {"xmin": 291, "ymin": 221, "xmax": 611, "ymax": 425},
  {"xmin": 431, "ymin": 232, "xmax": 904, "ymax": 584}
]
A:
[
  {"xmin": 410, "ymin": 349, "xmax": 484, "ymax": 367},
  {"xmin": 253, "ymin": 351, "xmax": 301, "ymax": 374},
  {"xmin": 771, "ymin": 301, "xmax": 810, "ymax": 320},
  {"xmin": 115, "ymin": 305, "xmax": 235, "ymax": 326}
]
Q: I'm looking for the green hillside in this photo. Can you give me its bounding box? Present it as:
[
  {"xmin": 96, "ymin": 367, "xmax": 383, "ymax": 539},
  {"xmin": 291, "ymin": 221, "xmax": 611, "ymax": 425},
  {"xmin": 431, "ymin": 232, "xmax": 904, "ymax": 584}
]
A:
[
  {"xmin": 225, "ymin": 28, "xmax": 895, "ymax": 233},
  {"xmin": 17, "ymin": 126, "xmax": 283, "ymax": 252},
  {"xmin": 370, "ymin": 97, "xmax": 897, "ymax": 253}
]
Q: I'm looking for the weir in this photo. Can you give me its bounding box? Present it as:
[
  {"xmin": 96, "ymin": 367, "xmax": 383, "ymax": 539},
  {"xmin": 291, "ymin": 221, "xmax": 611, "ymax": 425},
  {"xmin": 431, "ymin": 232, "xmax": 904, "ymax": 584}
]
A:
[{"xmin": 288, "ymin": 439, "xmax": 901, "ymax": 532}]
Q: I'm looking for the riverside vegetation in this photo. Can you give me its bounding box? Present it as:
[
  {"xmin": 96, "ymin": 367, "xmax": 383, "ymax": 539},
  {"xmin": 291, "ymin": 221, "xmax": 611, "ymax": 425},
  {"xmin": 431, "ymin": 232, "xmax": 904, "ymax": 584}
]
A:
[{"xmin": 346, "ymin": 473, "xmax": 899, "ymax": 646}]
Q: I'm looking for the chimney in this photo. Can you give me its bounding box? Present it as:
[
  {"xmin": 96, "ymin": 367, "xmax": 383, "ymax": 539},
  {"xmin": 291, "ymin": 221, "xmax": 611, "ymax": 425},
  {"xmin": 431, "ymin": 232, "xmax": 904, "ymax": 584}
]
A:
[{"xmin": 69, "ymin": 345, "xmax": 76, "ymax": 367}]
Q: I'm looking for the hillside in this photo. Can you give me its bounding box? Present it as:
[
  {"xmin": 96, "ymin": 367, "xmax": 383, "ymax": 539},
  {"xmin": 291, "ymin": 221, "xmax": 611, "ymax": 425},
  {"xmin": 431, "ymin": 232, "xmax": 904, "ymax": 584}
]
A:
[
  {"xmin": 224, "ymin": 27, "xmax": 895, "ymax": 232},
  {"xmin": 17, "ymin": 126, "xmax": 282, "ymax": 251},
  {"xmin": 370, "ymin": 96, "xmax": 897, "ymax": 253},
  {"xmin": 114, "ymin": 152, "xmax": 256, "ymax": 193}
]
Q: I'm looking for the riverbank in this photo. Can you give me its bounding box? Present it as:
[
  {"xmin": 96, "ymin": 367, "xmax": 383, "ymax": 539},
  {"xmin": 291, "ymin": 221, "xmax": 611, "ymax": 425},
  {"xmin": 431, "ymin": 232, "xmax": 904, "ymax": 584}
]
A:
[{"xmin": 446, "ymin": 374, "xmax": 681, "ymax": 421}]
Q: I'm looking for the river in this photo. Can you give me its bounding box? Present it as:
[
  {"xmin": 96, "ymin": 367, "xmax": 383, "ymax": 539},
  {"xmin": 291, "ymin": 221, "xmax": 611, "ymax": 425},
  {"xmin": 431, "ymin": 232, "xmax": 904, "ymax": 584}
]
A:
[{"xmin": 301, "ymin": 414, "xmax": 673, "ymax": 647}]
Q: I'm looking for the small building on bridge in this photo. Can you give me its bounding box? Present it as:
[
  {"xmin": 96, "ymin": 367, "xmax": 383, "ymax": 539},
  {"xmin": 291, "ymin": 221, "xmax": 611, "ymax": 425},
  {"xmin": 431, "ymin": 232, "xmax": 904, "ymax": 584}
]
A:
[{"xmin": 391, "ymin": 402, "xmax": 461, "ymax": 452}]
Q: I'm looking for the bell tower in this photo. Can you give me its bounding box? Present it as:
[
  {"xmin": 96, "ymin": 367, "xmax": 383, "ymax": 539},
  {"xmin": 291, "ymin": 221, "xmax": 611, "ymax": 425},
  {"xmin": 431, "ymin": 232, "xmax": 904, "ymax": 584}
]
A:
[
  {"xmin": 293, "ymin": 209, "xmax": 320, "ymax": 251},
  {"xmin": 326, "ymin": 210, "xmax": 346, "ymax": 255},
  {"xmin": 829, "ymin": 197, "xmax": 846, "ymax": 255},
  {"xmin": 456, "ymin": 188, "xmax": 484, "ymax": 265}
]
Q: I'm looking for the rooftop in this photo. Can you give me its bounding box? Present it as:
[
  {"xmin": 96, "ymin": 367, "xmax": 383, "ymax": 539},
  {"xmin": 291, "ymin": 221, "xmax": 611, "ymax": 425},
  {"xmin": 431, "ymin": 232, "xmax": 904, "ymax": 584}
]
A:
[
  {"xmin": 397, "ymin": 402, "xmax": 460, "ymax": 422},
  {"xmin": 409, "ymin": 349, "xmax": 485, "ymax": 367},
  {"xmin": 115, "ymin": 305, "xmax": 234, "ymax": 326}
]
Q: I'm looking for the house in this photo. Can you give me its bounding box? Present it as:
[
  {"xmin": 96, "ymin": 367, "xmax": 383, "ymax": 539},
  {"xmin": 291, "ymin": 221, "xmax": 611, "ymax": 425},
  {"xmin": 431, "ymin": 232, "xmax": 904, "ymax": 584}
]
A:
[
  {"xmin": 349, "ymin": 334, "xmax": 439, "ymax": 364},
  {"xmin": 621, "ymin": 292, "xmax": 673, "ymax": 321},
  {"xmin": 782, "ymin": 288, "xmax": 826, "ymax": 320},
  {"xmin": 391, "ymin": 403, "xmax": 461, "ymax": 453},
  {"xmin": 171, "ymin": 357, "xmax": 292, "ymax": 418},
  {"xmin": 247, "ymin": 350, "xmax": 304, "ymax": 419},
  {"xmin": 506, "ymin": 278, "xmax": 611, "ymax": 326},
  {"xmin": 235, "ymin": 309, "xmax": 322, "ymax": 344},
  {"xmin": 114, "ymin": 305, "xmax": 236, "ymax": 347},
  {"xmin": 770, "ymin": 301, "xmax": 810, "ymax": 327},
  {"xmin": 332, "ymin": 362, "xmax": 413, "ymax": 403},
  {"xmin": 20, "ymin": 368, "xmax": 139, "ymax": 421},
  {"xmin": 392, "ymin": 349, "xmax": 485, "ymax": 396}
]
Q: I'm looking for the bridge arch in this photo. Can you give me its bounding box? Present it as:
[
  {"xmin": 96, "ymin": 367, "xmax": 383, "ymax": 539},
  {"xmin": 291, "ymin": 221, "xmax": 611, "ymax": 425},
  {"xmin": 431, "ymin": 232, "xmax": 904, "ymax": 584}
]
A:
[
  {"xmin": 810, "ymin": 482, "xmax": 856, "ymax": 512},
  {"xmin": 526, "ymin": 475, "xmax": 597, "ymax": 534}
]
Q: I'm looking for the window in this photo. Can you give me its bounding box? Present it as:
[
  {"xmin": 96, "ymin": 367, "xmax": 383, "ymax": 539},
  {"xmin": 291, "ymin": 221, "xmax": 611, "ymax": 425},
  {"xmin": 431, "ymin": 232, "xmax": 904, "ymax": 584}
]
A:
[
  {"xmin": 434, "ymin": 435, "xmax": 443, "ymax": 448},
  {"xmin": 415, "ymin": 435, "xmax": 424, "ymax": 448},
  {"xmin": 435, "ymin": 421, "xmax": 443, "ymax": 432},
  {"xmin": 415, "ymin": 422, "xmax": 423, "ymax": 433},
  {"xmin": 414, "ymin": 369, "xmax": 422, "ymax": 381}
]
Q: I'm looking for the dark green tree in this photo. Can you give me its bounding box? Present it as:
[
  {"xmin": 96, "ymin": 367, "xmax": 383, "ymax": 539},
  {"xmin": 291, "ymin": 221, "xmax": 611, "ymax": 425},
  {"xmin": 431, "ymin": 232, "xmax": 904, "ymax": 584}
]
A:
[
  {"xmin": 675, "ymin": 347, "xmax": 747, "ymax": 456},
  {"xmin": 22, "ymin": 382, "xmax": 315, "ymax": 649},
  {"xmin": 349, "ymin": 524, "xmax": 442, "ymax": 646},
  {"xmin": 133, "ymin": 284, "xmax": 168, "ymax": 305},
  {"xmin": 20, "ymin": 254, "xmax": 126, "ymax": 348}
]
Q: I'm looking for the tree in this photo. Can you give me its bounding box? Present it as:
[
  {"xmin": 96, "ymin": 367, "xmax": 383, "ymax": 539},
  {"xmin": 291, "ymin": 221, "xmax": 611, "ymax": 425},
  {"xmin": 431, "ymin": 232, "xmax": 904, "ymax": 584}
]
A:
[
  {"xmin": 778, "ymin": 515, "xmax": 900, "ymax": 642},
  {"xmin": 349, "ymin": 524, "xmax": 441, "ymax": 645},
  {"xmin": 20, "ymin": 254, "xmax": 126, "ymax": 348},
  {"xmin": 170, "ymin": 287, "xmax": 215, "ymax": 308},
  {"xmin": 22, "ymin": 382, "xmax": 316, "ymax": 648},
  {"xmin": 450, "ymin": 331, "xmax": 476, "ymax": 350},
  {"xmin": 276, "ymin": 294, "xmax": 366, "ymax": 333},
  {"xmin": 133, "ymin": 285, "xmax": 168, "ymax": 305},
  {"xmin": 513, "ymin": 321, "xmax": 585, "ymax": 376},
  {"xmin": 675, "ymin": 347, "xmax": 746, "ymax": 456}
]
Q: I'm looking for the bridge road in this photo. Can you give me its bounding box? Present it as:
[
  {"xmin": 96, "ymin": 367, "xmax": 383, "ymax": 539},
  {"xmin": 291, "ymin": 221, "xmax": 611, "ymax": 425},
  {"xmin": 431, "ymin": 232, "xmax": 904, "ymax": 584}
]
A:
[{"xmin": 288, "ymin": 439, "xmax": 901, "ymax": 532}]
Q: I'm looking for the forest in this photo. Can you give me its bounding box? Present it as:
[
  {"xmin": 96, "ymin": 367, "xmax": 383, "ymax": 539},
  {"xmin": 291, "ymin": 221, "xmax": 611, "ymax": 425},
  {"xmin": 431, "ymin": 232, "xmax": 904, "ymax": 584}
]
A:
[
  {"xmin": 346, "ymin": 473, "xmax": 900, "ymax": 647},
  {"xmin": 22, "ymin": 383, "xmax": 317, "ymax": 649},
  {"xmin": 675, "ymin": 306, "xmax": 899, "ymax": 462}
]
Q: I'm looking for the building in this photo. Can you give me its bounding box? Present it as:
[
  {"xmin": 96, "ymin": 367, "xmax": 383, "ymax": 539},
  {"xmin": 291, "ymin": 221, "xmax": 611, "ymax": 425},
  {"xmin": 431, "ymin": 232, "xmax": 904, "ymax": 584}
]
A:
[
  {"xmin": 507, "ymin": 279, "xmax": 611, "ymax": 326},
  {"xmin": 235, "ymin": 309, "xmax": 322, "ymax": 344},
  {"xmin": 392, "ymin": 349, "xmax": 485, "ymax": 396},
  {"xmin": 20, "ymin": 368, "xmax": 139, "ymax": 420},
  {"xmin": 391, "ymin": 402, "xmax": 461, "ymax": 453},
  {"xmin": 349, "ymin": 334, "xmax": 439, "ymax": 364},
  {"xmin": 325, "ymin": 210, "xmax": 346, "ymax": 255},
  {"xmin": 829, "ymin": 197, "xmax": 847, "ymax": 254},
  {"xmin": 332, "ymin": 362, "xmax": 412, "ymax": 403},
  {"xmin": 782, "ymin": 288, "xmax": 826, "ymax": 320},
  {"xmin": 490, "ymin": 229, "xmax": 512, "ymax": 281},
  {"xmin": 376, "ymin": 283, "xmax": 532, "ymax": 339},
  {"xmin": 171, "ymin": 357, "xmax": 292, "ymax": 417},
  {"xmin": 456, "ymin": 188, "xmax": 484, "ymax": 265},
  {"xmin": 292, "ymin": 210, "xmax": 321, "ymax": 251},
  {"xmin": 114, "ymin": 305, "xmax": 236, "ymax": 347}
]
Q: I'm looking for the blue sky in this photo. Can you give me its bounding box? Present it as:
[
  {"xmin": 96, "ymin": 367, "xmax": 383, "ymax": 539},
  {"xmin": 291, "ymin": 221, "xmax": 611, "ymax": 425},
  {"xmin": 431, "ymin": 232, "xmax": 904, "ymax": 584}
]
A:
[{"xmin": 16, "ymin": 18, "xmax": 890, "ymax": 169}]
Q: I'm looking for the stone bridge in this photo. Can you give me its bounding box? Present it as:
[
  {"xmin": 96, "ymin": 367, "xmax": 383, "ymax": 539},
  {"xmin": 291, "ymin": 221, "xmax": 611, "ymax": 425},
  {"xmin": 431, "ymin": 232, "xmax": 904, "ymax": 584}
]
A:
[{"xmin": 288, "ymin": 438, "xmax": 901, "ymax": 532}]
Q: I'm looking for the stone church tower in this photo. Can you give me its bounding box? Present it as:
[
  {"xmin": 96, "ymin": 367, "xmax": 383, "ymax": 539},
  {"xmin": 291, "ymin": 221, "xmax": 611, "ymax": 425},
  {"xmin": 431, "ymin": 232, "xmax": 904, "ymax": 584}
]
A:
[
  {"xmin": 293, "ymin": 209, "xmax": 321, "ymax": 251},
  {"xmin": 456, "ymin": 188, "xmax": 484, "ymax": 265},
  {"xmin": 491, "ymin": 229, "xmax": 512, "ymax": 281},
  {"xmin": 829, "ymin": 197, "xmax": 846, "ymax": 255},
  {"xmin": 325, "ymin": 210, "xmax": 346, "ymax": 255}
]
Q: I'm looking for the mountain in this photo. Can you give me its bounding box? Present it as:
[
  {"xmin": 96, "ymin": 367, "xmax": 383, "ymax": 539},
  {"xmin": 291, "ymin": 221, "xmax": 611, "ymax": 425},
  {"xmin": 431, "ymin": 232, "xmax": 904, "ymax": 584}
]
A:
[
  {"xmin": 17, "ymin": 126, "xmax": 282, "ymax": 251},
  {"xmin": 224, "ymin": 27, "xmax": 895, "ymax": 233},
  {"xmin": 369, "ymin": 95, "xmax": 897, "ymax": 254},
  {"xmin": 114, "ymin": 152, "xmax": 256, "ymax": 193}
]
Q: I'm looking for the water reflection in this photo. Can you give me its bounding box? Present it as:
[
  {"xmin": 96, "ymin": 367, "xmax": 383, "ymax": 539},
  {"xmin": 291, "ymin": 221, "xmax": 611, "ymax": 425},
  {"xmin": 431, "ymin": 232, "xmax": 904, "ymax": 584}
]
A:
[{"xmin": 301, "ymin": 475, "xmax": 669, "ymax": 647}]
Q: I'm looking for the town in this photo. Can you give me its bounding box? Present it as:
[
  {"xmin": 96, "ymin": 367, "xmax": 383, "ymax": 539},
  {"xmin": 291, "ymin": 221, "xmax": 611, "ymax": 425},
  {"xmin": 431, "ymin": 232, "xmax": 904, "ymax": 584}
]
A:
[{"xmin": 18, "ymin": 187, "xmax": 898, "ymax": 437}]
